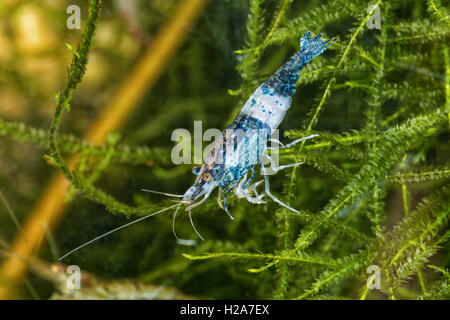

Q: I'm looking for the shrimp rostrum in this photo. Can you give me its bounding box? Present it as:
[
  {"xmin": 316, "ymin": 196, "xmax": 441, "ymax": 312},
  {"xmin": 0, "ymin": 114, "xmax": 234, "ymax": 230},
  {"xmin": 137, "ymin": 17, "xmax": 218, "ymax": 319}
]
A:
[{"xmin": 179, "ymin": 31, "xmax": 333, "ymax": 220}]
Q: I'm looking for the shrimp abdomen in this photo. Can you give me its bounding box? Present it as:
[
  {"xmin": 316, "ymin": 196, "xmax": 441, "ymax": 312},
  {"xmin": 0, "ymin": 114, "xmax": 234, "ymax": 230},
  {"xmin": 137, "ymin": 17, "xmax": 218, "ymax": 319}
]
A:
[{"xmin": 239, "ymin": 32, "xmax": 333, "ymax": 131}]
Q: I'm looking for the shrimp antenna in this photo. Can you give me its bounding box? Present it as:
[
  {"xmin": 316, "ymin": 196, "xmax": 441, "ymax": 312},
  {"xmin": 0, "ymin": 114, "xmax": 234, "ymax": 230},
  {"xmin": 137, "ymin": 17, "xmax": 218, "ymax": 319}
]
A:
[
  {"xmin": 172, "ymin": 203, "xmax": 196, "ymax": 246},
  {"xmin": 59, "ymin": 203, "xmax": 179, "ymax": 261},
  {"xmin": 141, "ymin": 189, "xmax": 183, "ymax": 198},
  {"xmin": 172, "ymin": 202, "xmax": 181, "ymax": 240},
  {"xmin": 189, "ymin": 209, "xmax": 204, "ymax": 241}
]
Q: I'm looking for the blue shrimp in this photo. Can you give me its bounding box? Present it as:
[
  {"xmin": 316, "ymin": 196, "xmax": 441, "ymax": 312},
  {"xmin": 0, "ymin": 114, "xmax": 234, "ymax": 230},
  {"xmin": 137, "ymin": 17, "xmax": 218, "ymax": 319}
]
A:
[
  {"xmin": 181, "ymin": 31, "xmax": 333, "ymax": 220},
  {"xmin": 59, "ymin": 31, "xmax": 333, "ymax": 259}
]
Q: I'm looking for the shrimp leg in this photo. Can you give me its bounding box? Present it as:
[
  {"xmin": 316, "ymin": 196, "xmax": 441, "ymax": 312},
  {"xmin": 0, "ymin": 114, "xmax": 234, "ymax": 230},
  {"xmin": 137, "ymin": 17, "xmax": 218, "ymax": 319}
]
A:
[
  {"xmin": 243, "ymin": 167, "xmax": 255, "ymax": 189},
  {"xmin": 263, "ymin": 152, "xmax": 303, "ymax": 173},
  {"xmin": 261, "ymin": 163, "xmax": 299, "ymax": 213},
  {"xmin": 266, "ymin": 134, "xmax": 319, "ymax": 150},
  {"xmin": 235, "ymin": 173, "xmax": 266, "ymax": 204},
  {"xmin": 223, "ymin": 190, "xmax": 234, "ymax": 220},
  {"xmin": 217, "ymin": 188, "xmax": 224, "ymax": 209}
]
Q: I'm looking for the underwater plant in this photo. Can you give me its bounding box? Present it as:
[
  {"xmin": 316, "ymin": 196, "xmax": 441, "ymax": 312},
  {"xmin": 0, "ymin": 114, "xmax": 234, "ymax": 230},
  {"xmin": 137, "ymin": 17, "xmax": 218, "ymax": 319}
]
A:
[{"xmin": 0, "ymin": 0, "xmax": 448, "ymax": 300}]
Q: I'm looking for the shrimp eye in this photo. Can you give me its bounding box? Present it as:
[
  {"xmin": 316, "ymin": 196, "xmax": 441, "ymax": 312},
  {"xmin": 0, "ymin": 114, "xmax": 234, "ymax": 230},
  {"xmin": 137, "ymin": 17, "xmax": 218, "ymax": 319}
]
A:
[
  {"xmin": 203, "ymin": 173, "xmax": 212, "ymax": 181},
  {"xmin": 192, "ymin": 166, "xmax": 200, "ymax": 175}
]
